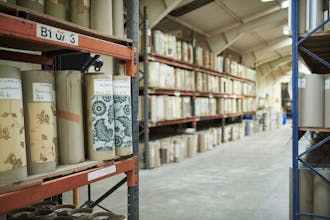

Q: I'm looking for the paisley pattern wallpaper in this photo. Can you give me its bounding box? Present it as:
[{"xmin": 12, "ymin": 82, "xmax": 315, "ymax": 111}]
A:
[
  {"xmin": 114, "ymin": 96, "xmax": 132, "ymax": 150},
  {"xmin": 92, "ymin": 95, "xmax": 115, "ymax": 151}
]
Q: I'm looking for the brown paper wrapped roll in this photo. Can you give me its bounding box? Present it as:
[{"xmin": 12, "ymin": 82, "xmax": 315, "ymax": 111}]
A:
[
  {"xmin": 298, "ymin": 73, "xmax": 324, "ymax": 127},
  {"xmin": 56, "ymin": 70, "xmax": 84, "ymax": 164},
  {"xmin": 325, "ymin": 74, "xmax": 330, "ymax": 128},
  {"xmin": 313, "ymin": 169, "xmax": 330, "ymax": 220},
  {"xmin": 17, "ymin": 0, "xmax": 44, "ymax": 12},
  {"xmin": 45, "ymin": 0, "xmax": 66, "ymax": 20},
  {"xmin": 22, "ymin": 70, "xmax": 56, "ymax": 175},
  {"xmin": 85, "ymin": 73, "xmax": 115, "ymax": 161},
  {"xmin": 0, "ymin": 65, "xmax": 27, "ymax": 185},
  {"xmin": 70, "ymin": 0, "xmax": 90, "ymax": 28}
]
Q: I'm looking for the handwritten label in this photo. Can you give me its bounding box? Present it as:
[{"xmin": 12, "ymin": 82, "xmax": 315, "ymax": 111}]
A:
[
  {"xmin": 36, "ymin": 24, "xmax": 78, "ymax": 46},
  {"xmin": 0, "ymin": 78, "xmax": 22, "ymax": 100},
  {"xmin": 87, "ymin": 165, "xmax": 116, "ymax": 181},
  {"xmin": 114, "ymin": 79, "xmax": 131, "ymax": 96},
  {"xmin": 94, "ymin": 79, "xmax": 113, "ymax": 95},
  {"xmin": 33, "ymin": 83, "xmax": 53, "ymax": 102},
  {"xmin": 298, "ymin": 78, "xmax": 306, "ymax": 88},
  {"xmin": 325, "ymin": 79, "xmax": 330, "ymax": 90}
]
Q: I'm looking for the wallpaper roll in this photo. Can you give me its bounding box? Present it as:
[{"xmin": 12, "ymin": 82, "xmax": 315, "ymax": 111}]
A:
[
  {"xmin": 325, "ymin": 74, "xmax": 330, "ymax": 127},
  {"xmin": 22, "ymin": 70, "xmax": 56, "ymax": 175},
  {"xmin": 298, "ymin": 73, "xmax": 324, "ymax": 127},
  {"xmin": 17, "ymin": 0, "xmax": 44, "ymax": 12},
  {"xmin": 55, "ymin": 70, "xmax": 84, "ymax": 164},
  {"xmin": 113, "ymin": 75, "xmax": 132, "ymax": 157},
  {"xmin": 0, "ymin": 65, "xmax": 27, "ymax": 185},
  {"xmin": 112, "ymin": 0, "xmax": 124, "ymax": 37},
  {"xmin": 71, "ymin": 0, "xmax": 90, "ymax": 28},
  {"xmin": 198, "ymin": 132, "xmax": 208, "ymax": 153},
  {"xmin": 313, "ymin": 168, "xmax": 330, "ymax": 219},
  {"xmin": 187, "ymin": 134, "xmax": 198, "ymax": 158},
  {"xmin": 86, "ymin": 73, "xmax": 115, "ymax": 161},
  {"xmin": 45, "ymin": 0, "xmax": 66, "ymax": 20}
]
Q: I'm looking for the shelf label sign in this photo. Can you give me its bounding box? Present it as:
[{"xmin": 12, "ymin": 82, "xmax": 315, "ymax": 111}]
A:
[
  {"xmin": 36, "ymin": 24, "xmax": 78, "ymax": 46},
  {"xmin": 174, "ymin": 91, "xmax": 180, "ymax": 96},
  {"xmin": 298, "ymin": 78, "xmax": 306, "ymax": 88},
  {"xmin": 325, "ymin": 79, "xmax": 330, "ymax": 90},
  {"xmin": 88, "ymin": 165, "xmax": 116, "ymax": 181}
]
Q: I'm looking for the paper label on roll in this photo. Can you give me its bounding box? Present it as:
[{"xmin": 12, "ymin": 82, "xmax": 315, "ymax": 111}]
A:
[
  {"xmin": 325, "ymin": 79, "xmax": 330, "ymax": 90},
  {"xmin": 114, "ymin": 80, "xmax": 131, "ymax": 96},
  {"xmin": 0, "ymin": 78, "xmax": 22, "ymax": 100},
  {"xmin": 94, "ymin": 79, "xmax": 113, "ymax": 95},
  {"xmin": 298, "ymin": 78, "xmax": 306, "ymax": 88},
  {"xmin": 33, "ymin": 83, "xmax": 53, "ymax": 102}
]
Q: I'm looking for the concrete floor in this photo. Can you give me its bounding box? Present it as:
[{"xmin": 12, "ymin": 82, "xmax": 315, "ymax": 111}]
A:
[{"xmin": 64, "ymin": 125, "xmax": 292, "ymax": 220}]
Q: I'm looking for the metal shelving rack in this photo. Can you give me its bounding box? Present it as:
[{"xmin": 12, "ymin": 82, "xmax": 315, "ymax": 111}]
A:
[
  {"xmin": 291, "ymin": 0, "xmax": 330, "ymax": 219},
  {"xmin": 0, "ymin": 1, "xmax": 139, "ymax": 219},
  {"xmin": 140, "ymin": 7, "xmax": 256, "ymax": 169}
]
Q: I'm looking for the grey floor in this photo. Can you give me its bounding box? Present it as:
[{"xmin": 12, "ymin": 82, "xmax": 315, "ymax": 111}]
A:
[{"xmin": 64, "ymin": 125, "xmax": 292, "ymax": 220}]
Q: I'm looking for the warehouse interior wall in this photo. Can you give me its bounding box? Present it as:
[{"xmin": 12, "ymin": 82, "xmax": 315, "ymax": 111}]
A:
[{"xmin": 257, "ymin": 71, "xmax": 290, "ymax": 111}]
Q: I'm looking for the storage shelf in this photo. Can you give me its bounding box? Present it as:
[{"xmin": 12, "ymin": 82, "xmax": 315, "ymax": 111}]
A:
[
  {"xmin": 0, "ymin": 157, "xmax": 137, "ymax": 213},
  {"xmin": 0, "ymin": 10, "xmax": 136, "ymax": 76},
  {"xmin": 148, "ymin": 53, "xmax": 194, "ymax": 70},
  {"xmin": 149, "ymin": 118, "xmax": 195, "ymax": 127},
  {"xmin": 147, "ymin": 53, "xmax": 256, "ymax": 83},
  {"xmin": 147, "ymin": 88, "xmax": 195, "ymax": 96},
  {"xmin": 299, "ymin": 127, "xmax": 330, "ymax": 133},
  {"xmin": 299, "ymin": 31, "xmax": 330, "ymax": 74},
  {"xmin": 0, "ymin": 3, "xmax": 139, "ymax": 217}
]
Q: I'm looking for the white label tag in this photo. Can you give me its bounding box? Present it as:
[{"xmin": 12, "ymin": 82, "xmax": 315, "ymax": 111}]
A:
[
  {"xmin": 88, "ymin": 165, "xmax": 116, "ymax": 181},
  {"xmin": 0, "ymin": 78, "xmax": 22, "ymax": 100},
  {"xmin": 94, "ymin": 79, "xmax": 113, "ymax": 95},
  {"xmin": 33, "ymin": 83, "xmax": 53, "ymax": 102},
  {"xmin": 325, "ymin": 79, "xmax": 330, "ymax": 90},
  {"xmin": 114, "ymin": 79, "xmax": 131, "ymax": 96},
  {"xmin": 209, "ymin": 94, "xmax": 213, "ymax": 98},
  {"xmin": 174, "ymin": 91, "xmax": 180, "ymax": 97},
  {"xmin": 298, "ymin": 78, "xmax": 306, "ymax": 88},
  {"xmin": 36, "ymin": 24, "xmax": 78, "ymax": 46}
]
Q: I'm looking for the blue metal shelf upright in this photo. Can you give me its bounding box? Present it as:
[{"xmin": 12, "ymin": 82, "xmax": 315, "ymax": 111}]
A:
[{"xmin": 291, "ymin": 1, "xmax": 330, "ymax": 219}]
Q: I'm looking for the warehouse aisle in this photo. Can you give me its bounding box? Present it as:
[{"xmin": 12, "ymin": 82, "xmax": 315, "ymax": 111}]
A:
[{"xmin": 64, "ymin": 125, "xmax": 291, "ymax": 220}]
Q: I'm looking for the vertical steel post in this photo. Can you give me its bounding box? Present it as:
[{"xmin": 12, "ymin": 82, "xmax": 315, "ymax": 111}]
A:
[
  {"xmin": 291, "ymin": 0, "xmax": 299, "ymax": 219},
  {"xmin": 143, "ymin": 6, "xmax": 151, "ymax": 169},
  {"xmin": 126, "ymin": 0, "xmax": 139, "ymax": 219},
  {"xmin": 221, "ymin": 118, "xmax": 225, "ymax": 143}
]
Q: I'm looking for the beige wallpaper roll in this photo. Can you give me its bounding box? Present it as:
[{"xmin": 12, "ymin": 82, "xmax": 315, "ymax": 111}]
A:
[
  {"xmin": 325, "ymin": 74, "xmax": 330, "ymax": 128},
  {"xmin": 45, "ymin": 0, "xmax": 66, "ymax": 20},
  {"xmin": 299, "ymin": 168, "xmax": 313, "ymax": 220},
  {"xmin": 22, "ymin": 70, "xmax": 56, "ymax": 175},
  {"xmin": 187, "ymin": 134, "xmax": 197, "ymax": 158},
  {"xmin": 71, "ymin": 0, "xmax": 90, "ymax": 28},
  {"xmin": 85, "ymin": 73, "xmax": 115, "ymax": 161},
  {"xmin": 17, "ymin": 0, "xmax": 44, "ymax": 12},
  {"xmin": 313, "ymin": 168, "xmax": 330, "ymax": 219},
  {"xmin": 112, "ymin": 0, "xmax": 124, "ymax": 37},
  {"xmin": 55, "ymin": 70, "xmax": 84, "ymax": 164},
  {"xmin": 0, "ymin": 65, "xmax": 27, "ymax": 185},
  {"xmin": 298, "ymin": 73, "xmax": 324, "ymax": 127}
]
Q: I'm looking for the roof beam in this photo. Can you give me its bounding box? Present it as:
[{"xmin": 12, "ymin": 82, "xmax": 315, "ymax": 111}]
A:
[
  {"xmin": 209, "ymin": 5, "xmax": 283, "ymax": 36},
  {"xmin": 140, "ymin": 0, "xmax": 185, "ymax": 28},
  {"xmin": 207, "ymin": 8, "xmax": 287, "ymax": 54},
  {"xmin": 214, "ymin": 0, "xmax": 242, "ymax": 23},
  {"xmin": 169, "ymin": 0, "xmax": 214, "ymax": 17}
]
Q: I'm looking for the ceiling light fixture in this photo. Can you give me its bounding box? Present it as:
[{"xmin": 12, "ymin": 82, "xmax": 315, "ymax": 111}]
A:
[
  {"xmin": 261, "ymin": 0, "xmax": 275, "ymax": 2},
  {"xmin": 281, "ymin": 0, "xmax": 289, "ymax": 8}
]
